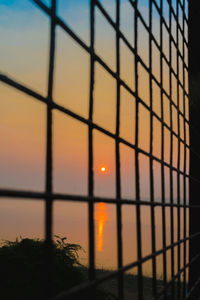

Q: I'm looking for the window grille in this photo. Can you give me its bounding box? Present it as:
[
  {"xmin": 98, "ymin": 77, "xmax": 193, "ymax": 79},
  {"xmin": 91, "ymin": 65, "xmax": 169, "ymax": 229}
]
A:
[{"xmin": 1, "ymin": 0, "xmax": 200, "ymax": 299}]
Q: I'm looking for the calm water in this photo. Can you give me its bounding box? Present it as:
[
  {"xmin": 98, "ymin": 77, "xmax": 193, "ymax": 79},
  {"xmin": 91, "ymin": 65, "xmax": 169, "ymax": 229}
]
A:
[{"xmin": 0, "ymin": 198, "xmax": 189, "ymax": 281}]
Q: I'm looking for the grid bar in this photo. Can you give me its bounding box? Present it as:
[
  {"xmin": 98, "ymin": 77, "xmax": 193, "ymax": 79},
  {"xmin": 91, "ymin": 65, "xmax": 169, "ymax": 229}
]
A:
[
  {"xmin": 188, "ymin": 1, "xmax": 200, "ymax": 299},
  {"xmin": 2, "ymin": 188, "xmax": 200, "ymax": 209},
  {"xmin": 149, "ymin": 0, "xmax": 157, "ymax": 296},
  {"xmin": 160, "ymin": 1, "xmax": 168, "ymax": 299},
  {"xmin": 88, "ymin": 0, "xmax": 95, "ymax": 285},
  {"xmin": 44, "ymin": 0, "xmax": 56, "ymax": 297},
  {"xmin": 176, "ymin": 0, "xmax": 181, "ymax": 298},
  {"xmin": 116, "ymin": 0, "xmax": 124, "ymax": 299},
  {"xmin": 134, "ymin": 1, "xmax": 143, "ymax": 299},
  {"xmin": 182, "ymin": 0, "xmax": 187, "ymax": 297},
  {"xmin": 169, "ymin": 0, "xmax": 175, "ymax": 298}
]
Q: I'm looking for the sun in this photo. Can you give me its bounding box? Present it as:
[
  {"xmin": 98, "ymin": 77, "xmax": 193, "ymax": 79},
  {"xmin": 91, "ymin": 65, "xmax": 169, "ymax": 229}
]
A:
[{"xmin": 100, "ymin": 166, "xmax": 106, "ymax": 173}]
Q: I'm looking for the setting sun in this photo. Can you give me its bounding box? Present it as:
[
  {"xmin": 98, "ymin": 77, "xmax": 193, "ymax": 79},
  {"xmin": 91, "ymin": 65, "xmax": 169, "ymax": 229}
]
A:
[{"xmin": 100, "ymin": 166, "xmax": 106, "ymax": 173}]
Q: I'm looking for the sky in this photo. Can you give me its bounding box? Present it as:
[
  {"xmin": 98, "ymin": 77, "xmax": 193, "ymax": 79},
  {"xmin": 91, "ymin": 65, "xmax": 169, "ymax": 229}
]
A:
[{"xmin": 0, "ymin": 0, "xmax": 189, "ymax": 277}]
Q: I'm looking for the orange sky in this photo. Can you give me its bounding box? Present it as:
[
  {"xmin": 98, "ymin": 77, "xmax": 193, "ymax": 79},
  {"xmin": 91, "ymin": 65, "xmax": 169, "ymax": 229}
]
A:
[{"xmin": 0, "ymin": 0, "xmax": 189, "ymax": 279}]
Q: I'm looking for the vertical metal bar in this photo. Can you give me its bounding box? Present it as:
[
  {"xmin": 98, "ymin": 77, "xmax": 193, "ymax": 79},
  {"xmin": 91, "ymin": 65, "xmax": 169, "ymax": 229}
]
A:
[
  {"xmin": 188, "ymin": 1, "xmax": 200, "ymax": 297},
  {"xmin": 182, "ymin": 0, "xmax": 187, "ymax": 297},
  {"xmin": 46, "ymin": 0, "xmax": 56, "ymax": 245},
  {"xmin": 176, "ymin": 2, "xmax": 181, "ymax": 299},
  {"xmin": 134, "ymin": 1, "xmax": 143, "ymax": 299},
  {"xmin": 169, "ymin": 0, "xmax": 175, "ymax": 298},
  {"xmin": 160, "ymin": 0, "xmax": 167, "ymax": 298},
  {"xmin": 88, "ymin": 0, "xmax": 95, "ymax": 285},
  {"xmin": 45, "ymin": 0, "xmax": 56, "ymax": 298},
  {"xmin": 116, "ymin": 1, "xmax": 124, "ymax": 299},
  {"xmin": 149, "ymin": 0, "xmax": 157, "ymax": 296}
]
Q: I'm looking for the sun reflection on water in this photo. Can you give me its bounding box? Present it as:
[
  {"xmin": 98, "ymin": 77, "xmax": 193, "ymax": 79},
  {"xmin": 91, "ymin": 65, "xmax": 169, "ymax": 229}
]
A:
[{"xmin": 96, "ymin": 202, "xmax": 108, "ymax": 252}]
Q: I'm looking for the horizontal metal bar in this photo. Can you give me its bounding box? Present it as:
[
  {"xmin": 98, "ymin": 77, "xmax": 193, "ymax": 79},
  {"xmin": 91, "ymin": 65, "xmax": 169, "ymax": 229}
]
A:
[
  {"xmin": 0, "ymin": 188, "xmax": 199, "ymax": 208},
  {"xmin": 185, "ymin": 276, "xmax": 200, "ymax": 299},
  {"xmin": 0, "ymin": 74, "xmax": 47, "ymax": 104}
]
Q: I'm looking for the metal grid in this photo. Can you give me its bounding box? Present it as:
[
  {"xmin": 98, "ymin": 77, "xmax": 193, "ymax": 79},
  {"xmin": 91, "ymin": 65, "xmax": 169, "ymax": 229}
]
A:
[{"xmin": 1, "ymin": 0, "xmax": 200, "ymax": 299}]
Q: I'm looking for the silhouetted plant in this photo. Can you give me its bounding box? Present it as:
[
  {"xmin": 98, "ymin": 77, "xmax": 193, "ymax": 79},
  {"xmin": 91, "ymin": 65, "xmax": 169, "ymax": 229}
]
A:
[
  {"xmin": 0, "ymin": 236, "xmax": 85, "ymax": 300},
  {"xmin": 0, "ymin": 236, "xmax": 116, "ymax": 300}
]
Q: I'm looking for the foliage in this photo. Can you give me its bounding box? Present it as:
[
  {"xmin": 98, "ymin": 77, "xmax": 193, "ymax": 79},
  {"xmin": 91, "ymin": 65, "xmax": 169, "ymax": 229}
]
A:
[
  {"xmin": 0, "ymin": 236, "xmax": 85, "ymax": 300},
  {"xmin": 0, "ymin": 236, "xmax": 116, "ymax": 300}
]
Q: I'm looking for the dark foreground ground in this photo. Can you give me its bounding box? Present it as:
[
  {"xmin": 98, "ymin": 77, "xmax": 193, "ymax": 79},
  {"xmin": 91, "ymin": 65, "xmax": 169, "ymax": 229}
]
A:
[
  {"xmin": 0, "ymin": 237, "xmax": 186, "ymax": 300},
  {"xmin": 78, "ymin": 267, "xmax": 186, "ymax": 300}
]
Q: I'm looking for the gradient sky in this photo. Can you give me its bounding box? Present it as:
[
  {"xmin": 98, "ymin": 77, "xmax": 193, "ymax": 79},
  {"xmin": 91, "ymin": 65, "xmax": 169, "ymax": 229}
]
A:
[{"xmin": 0, "ymin": 0, "xmax": 189, "ymax": 276}]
